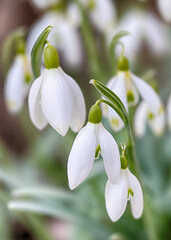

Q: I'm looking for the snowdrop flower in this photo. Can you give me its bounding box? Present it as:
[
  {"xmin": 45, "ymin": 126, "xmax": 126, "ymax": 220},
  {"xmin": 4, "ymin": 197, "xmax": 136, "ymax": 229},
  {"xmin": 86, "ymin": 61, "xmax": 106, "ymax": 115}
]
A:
[
  {"xmin": 27, "ymin": 9, "xmax": 82, "ymax": 67},
  {"xmin": 102, "ymin": 55, "xmax": 163, "ymax": 132},
  {"xmin": 134, "ymin": 101, "xmax": 165, "ymax": 137},
  {"xmin": 28, "ymin": 44, "xmax": 86, "ymax": 135},
  {"xmin": 111, "ymin": 10, "xmax": 168, "ymax": 60},
  {"xmin": 105, "ymin": 149, "xmax": 143, "ymax": 222},
  {"xmin": 157, "ymin": 0, "xmax": 171, "ymax": 22},
  {"xmin": 29, "ymin": 0, "xmax": 59, "ymax": 10},
  {"xmin": 167, "ymin": 95, "xmax": 171, "ymax": 130},
  {"xmin": 68, "ymin": 104, "xmax": 121, "ymax": 190},
  {"xmin": 81, "ymin": 0, "xmax": 116, "ymax": 34},
  {"xmin": 4, "ymin": 54, "xmax": 31, "ymax": 114}
]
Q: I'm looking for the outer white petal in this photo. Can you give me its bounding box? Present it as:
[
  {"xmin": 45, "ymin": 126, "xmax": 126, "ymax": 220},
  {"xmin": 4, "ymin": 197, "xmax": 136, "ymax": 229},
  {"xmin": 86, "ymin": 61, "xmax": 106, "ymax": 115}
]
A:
[
  {"xmin": 30, "ymin": 0, "xmax": 59, "ymax": 10},
  {"xmin": 99, "ymin": 123, "xmax": 121, "ymax": 184},
  {"xmin": 41, "ymin": 68, "xmax": 74, "ymax": 136},
  {"xmin": 67, "ymin": 122, "xmax": 97, "ymax": 190},
  {"xmin": 59, "ymin": 68, "xmax": 86, "ymax": 132},
  {"xmin": 134, "ymin": 102, "xmax": 148, "ymax": 137},
  {"xmin": 157, "ymin": 0, "xmax": 171, "ymax": 22},
  {"xmin": 28, "ymin": 76, "xmax": 47, "ymax": 130},
  {"xmin": 66, "ymin": 3, "xmax": 81, "ymax": 28},
  {"xmin": 167, "ymin": 95, "xmax": 171, "ymax": 130},
  {"xmin": 105, "ymin": 172, "xmax": 128, "ymax": 222},
  {"xmin": 148, "ymin": 108, "xmax": 165, "ymax": 136},
  {"xmin": 131, "ymin": 73, "xmax": 162, "ymax": 114},
  {"xmin": 4, "ymin": 55, "xmax": 25, "ymax": 113},
  {"xmin": 126, "ymin": 169, "xmax": 143, "ymax": 219},
  {"xmin": 107, "ymin": 72, "xmax": 128, "ymax": 131}
]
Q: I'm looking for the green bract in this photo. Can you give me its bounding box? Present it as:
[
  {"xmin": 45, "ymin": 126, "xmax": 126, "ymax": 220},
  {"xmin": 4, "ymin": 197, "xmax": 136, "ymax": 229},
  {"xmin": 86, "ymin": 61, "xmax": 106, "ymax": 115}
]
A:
[
  {"xmin": 44, "ymin": 45, "xmax": 59, "ymax": 69},
  {"xmin": 31, "ymin": 26, "xmax": 53, "ymax": 78},
  {"xmin": 117, "ymin": 55, "xmax": 129, "ymax": 71},
  {"xmin": 88, "ymin": 104, "xmax": 102, "ymax": 124}
]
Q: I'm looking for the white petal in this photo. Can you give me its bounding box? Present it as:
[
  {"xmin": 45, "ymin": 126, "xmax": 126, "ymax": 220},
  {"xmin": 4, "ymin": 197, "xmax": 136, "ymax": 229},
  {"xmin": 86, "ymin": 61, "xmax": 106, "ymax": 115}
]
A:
[
  {"xmin": 41, "ymin": 68, "xmax": 74, "ymax": 136},
  {"xmin": 131, "ymin": 72, "xmax": 162, "ymax": 114},
  {"xmin": 89, "ymin": 0, "xmax": 116, "ymax": 33},
  {"xmin": 157, "ymin": 0, "xmax": 171, "ymax": 22},
  {"xmin": 105, "ymin": 172, "xmax": 128, "ymax": 222},
  {"xmin": 167, "ymin": 95, "xmax": 171, "ymax": 130},
  {"xmin": 4, "ymin": 55, "xmax": 25, "ymax": 113},
  {"xmin": 127, "ymin": 169, "xmax": 143, "ymax": 219},
  {"xmin": 107, "ymin": 72, "xmax": 128, "ymax": 131},
  {"xmin": 99, "ymin": 123, "xmax": 121, "ymax": 184},
  {"xmin": 125, "ymin": 72, "xmax": 139, "ymax": 107},
  {"xmin": 30, "ymin": 0, "xmax": 59, "ymax": 10},
  {"xmin": 148, "ymin": 108, "xmax": 165, "ymax": 136},
  {"xmin": 66, "ymin": 3, "xmax": 81, "ymax": 28},
  {"xmin": 67, "ymin": 122, "xmax": 97, "ymax": 190},
  {"xmin": 59, "ymin": 68, "xmax": 86, "ymax": 132},
  {"xmin": 134, "ymin": 102, "xmax": 148, "ymax": 137},
  {"xmin": 28, "ymin": 76, "xmax": 47, "ymax": 130}
]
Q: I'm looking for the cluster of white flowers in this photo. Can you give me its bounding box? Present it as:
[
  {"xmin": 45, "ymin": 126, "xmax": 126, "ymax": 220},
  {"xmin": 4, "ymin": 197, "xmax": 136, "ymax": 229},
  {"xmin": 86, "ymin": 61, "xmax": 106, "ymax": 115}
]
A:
[{"xmin": 3, "ymin": 0, "xmax": 171, "ymax": 223}]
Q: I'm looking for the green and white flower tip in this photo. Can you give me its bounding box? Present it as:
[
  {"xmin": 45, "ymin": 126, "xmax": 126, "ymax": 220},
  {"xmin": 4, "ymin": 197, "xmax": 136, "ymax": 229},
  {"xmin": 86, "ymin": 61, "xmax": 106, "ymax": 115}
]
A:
[
  {"xmin": 4, "ymin": 40, "xmax": 32, "ymax": 114},
  {"xmin": 105, "ymin": 167, "xmax": 143, "ymax": 222},
  {"xmin": 167, "ymin": 95, "xmax": 171, "ymax": 131},
  {"xmin": 157, "ymin": 0, "xmax": 171, "ymax": 22},
  {"xmin": 134, "ymin": 101, "xmax": 165, "ymax": 137},
  {"xmin": 67, "ymin": 104, "xmax": 121, "ymax": 190},
  {"xmin": 102, "ymin": 55, "xmax": 163, "ymax": 132},
  {"xmin": 28, "ymin": 43, "xmax": 86, "ymax": 136}
]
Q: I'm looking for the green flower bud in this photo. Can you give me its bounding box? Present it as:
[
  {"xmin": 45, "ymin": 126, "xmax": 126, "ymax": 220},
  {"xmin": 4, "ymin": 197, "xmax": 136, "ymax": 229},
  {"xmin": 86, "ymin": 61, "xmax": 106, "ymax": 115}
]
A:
[
  {"xmin": 44, "ymin": 44, "xmax": 59, "ymax": 69},
  {"xmin": 88, "ymin": 104, "xmax": 102, "ymax": 124},
  {"xmin": 117, "ymin": 55, "xmax": 129, "ymax": 71},
  {"xmin": 120, "ymin": 155, "xmax": 128, "ymax": 169}
]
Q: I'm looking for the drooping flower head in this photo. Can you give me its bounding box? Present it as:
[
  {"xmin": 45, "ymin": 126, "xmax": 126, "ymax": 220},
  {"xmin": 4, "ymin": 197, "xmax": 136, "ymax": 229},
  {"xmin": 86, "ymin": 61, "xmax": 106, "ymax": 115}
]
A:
[
  {"xmin": 67, "ymin": 104, "xmax": 121, "ymax": 190},
  {"xmin": 28, "ymin": 43, "xmax": 86, "ymax": 135},
  {"xmin": 4, "ymin": 39, "xmax": 32, "ymax": 114},
  {"xmin": 105, "ymin": 147, "xmax": 143, "ymax": 222},
  {"xmin": 102, "ymin": 55, "xmax": 164, "ymax": 132},
  {"xmin": 157, "ymin": 0, "xmax": 171, "ymax": 22}
]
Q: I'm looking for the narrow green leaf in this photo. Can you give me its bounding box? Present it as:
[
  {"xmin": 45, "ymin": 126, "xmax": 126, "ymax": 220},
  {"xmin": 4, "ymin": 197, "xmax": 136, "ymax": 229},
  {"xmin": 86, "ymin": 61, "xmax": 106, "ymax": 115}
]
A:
[
  {"xmin": 90, "ymin": 79, "xmax": 128, "ymax": 124},
  {"xmin": 31, "ymin": 25, "xmax": 53, "ymax": 78}
]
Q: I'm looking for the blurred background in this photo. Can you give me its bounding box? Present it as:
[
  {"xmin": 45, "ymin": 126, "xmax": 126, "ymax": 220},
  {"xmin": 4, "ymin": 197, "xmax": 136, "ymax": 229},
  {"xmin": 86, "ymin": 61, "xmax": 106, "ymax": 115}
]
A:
[{"xmin": 0, "ymin": 0, "xmax": 171, "ymax": 239}]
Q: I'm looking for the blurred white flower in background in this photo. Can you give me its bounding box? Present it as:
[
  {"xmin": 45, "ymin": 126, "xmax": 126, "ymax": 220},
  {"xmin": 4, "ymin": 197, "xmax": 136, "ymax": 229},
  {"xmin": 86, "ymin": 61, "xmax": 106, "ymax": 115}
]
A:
[
  {"xmin": 110, "ymin": 10, "xmax": 169, "ymax": 60},
  {"xmin": 27, "ymin": 4, "xmax": 82, "ymax": 68},
  {"xmin": 81, "ymin": 0, "xmax": 116, "ymax": 34},
  {"xmin": 4, "ymin": 54, "xmax": 31, "ymax": 113},
  {"xmin": 157, "ymin": 0, "xmax": 171, "ymax": 22},
  {"xmin": 134, "ymin": 101, "xmax": 165, "ymax": 137},
  {"xmin": 103, "ymin": 62, "xmax": 163, "ymax": 132},
  {"xmin": 105, "ymin": 168, "xmax": 143, "ymax": 222},
  {"xmin": 167, "ymin": 95, "xmax": 171, "ymax": 130},
  {"xmin": 29, "ymin": 0, "xmax": 59, "ymax": 10}
]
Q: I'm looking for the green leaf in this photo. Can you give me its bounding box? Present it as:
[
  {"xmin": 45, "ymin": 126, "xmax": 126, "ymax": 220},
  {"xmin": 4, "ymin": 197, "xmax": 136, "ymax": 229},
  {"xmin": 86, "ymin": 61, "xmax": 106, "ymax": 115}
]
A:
[
  {"xmin": 90, "ymin": 79, "xmax": 128, "ymax": 124},
  {"xmin": 31, "ymin": 25, "xmax": 53, "ymax": 78}
]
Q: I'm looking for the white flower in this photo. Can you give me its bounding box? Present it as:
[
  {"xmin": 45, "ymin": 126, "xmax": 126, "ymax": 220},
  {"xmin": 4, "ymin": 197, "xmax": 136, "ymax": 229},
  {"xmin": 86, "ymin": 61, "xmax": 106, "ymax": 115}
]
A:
[
  {"xmin": 103, "ymin": 69, "xmax": 163, "ymax": 132},
  {"xmin": 4, "ymin": 54, "xmax": 31, "ymax": 114},
  {"xmin": 29, "ymin": 0, "xmax": 59, "ymax": 10},
  {"xmin": 27, "ymin": 11, "xmax": 82, "ymax": 68},
  {"xmin": 105, "ymin": 168, "xmax": 143, "ymax": 222},
  {"xmin": 111, "ymin": 10, "xmax": 168, "ymax": 60},
  {"xmin": 67, "ymin": 121, "xmax": 121, "ymax": 190},
  {"xmin": 167, "ymin": 95, "xmax": 171, "ymax": 130},
  {"xmin": 157, "ymin": 0, "xmax": 171, "ymax": 22},
  {"xmin": 28, "ymin": 67, "xmax": 86, "ymax": 135},
  {"xmin": 81, "ymin": 0, "xmax": 116, "ymax": 34},
  {"xmin": 134, "ymin": 101, "xmax": 165, "ymax": 137}
]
